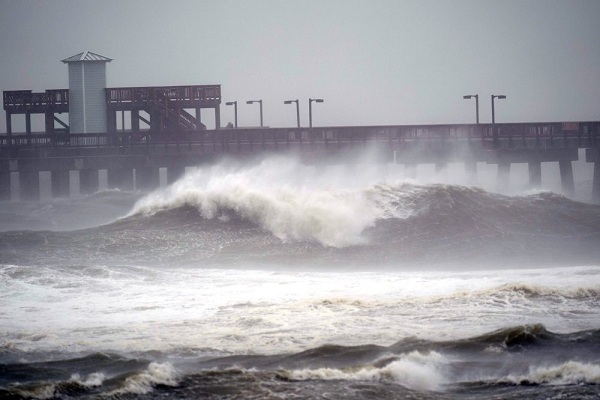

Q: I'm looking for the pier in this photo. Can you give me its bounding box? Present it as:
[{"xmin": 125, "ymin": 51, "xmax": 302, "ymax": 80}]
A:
[
  {"xmin": 2, "ymin": 51, "xmax": 600, "ymax": 202},
  {"xmin": 1, "ymin": 121, "xmax": 599, "ymax": 202}
]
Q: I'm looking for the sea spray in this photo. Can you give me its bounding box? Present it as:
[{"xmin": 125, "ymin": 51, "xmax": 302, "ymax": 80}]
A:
[
  {"xmin": 506, "ymin": 361, "xmax": 600, "ymax": 385},
  {"xmin": 287, "ymin": 351, "xmax": 448, "ymax": 391},
  {"xmin": 2, "ymin": 155, "xmax": 600, "ymax": 399},
  {"xmin": 109, "ymin": 362, "xmax": 179, "ymax": 395},
  {"xmin": 130, "ymin": 157, "xmax": 398, "ymax": 247}
]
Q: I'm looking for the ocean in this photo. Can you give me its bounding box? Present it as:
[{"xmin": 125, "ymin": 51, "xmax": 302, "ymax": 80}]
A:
[{"xmin": 1, "ymin": 155, "xmax": 599, "ymax": 399}]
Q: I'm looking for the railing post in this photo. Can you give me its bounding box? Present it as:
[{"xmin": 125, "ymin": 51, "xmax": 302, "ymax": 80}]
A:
[{"xmin": 5, "ymin": 111, "xmax": 12, "ymax": 136}]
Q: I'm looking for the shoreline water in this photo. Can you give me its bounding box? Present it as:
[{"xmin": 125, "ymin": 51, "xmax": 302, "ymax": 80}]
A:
[{"xmin": 2, "ymin": 158, "xmax": 599, "ymax": 399}]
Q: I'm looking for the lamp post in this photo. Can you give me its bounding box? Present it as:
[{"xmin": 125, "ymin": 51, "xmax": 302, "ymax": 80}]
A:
[
  {"xmin": 225, "ymin": 101, "xmax": 237, "ymax": 128},
  {"xmin": 308, "ymin": 98, "xmax": 324, "ymax": 129},
  {"xmin": 246, "ymin": 99, "xmax": 263, "ymax": 127},
  {"xmin": 491, "ymin": 95, "xmax": 506, "ymax": 124},
  {"xmin": 463, "ymin": 94, "xmax": 479, "ymax": 124},
  {"xmin": 491, "ymin": 95, "xmax": 506, "ymax": 146},
  {"xmin": 284, "ymin": 99, "xmax": 300, "ymax": 128}
]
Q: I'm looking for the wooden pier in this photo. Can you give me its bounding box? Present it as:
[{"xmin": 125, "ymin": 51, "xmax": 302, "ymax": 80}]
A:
[
  {"xmin": 4, "ymin": 84, "xmax": 221, "ymax": 137},
  {"xmin": 1, "ymin": 120, "xmax": 599, "ymax": 202},
  {"xmin": 4, "ymin": 50, "xmax": 599, "ymax": 202}
]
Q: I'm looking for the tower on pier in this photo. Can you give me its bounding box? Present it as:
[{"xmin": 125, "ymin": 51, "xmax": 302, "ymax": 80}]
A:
[{"xmin": 62, "ymin": 51, "xmax": 112, "ymax": 134}]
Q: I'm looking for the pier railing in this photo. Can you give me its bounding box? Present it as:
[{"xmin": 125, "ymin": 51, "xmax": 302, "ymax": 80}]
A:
[
  {"xmin": 3, "ymin": 89, "xmax": 69, "ymax": 112},
  {"xmin": 105, "ymin": 85, "xmax": 221, "ymax": 107},
  {"xmin": 1, "ymin": 122, "xmax": 598, "ymax": 150}
]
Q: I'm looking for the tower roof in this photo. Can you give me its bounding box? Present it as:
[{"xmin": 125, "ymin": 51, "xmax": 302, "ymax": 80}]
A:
[{"xmin": 61, "ymin": 51, "xmax": 112, "ymax": 63}]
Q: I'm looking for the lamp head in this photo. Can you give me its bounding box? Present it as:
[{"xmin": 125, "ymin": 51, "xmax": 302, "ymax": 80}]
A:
[{"xmin": 225, "ymin": 101, "xmax": 236, "ymax": 106}]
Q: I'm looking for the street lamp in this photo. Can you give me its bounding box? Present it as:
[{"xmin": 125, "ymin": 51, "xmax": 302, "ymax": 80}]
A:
[
  {"xmin": 308, "ymin": 98, "xmax": 324, "ymax": 129},
  {"xmin": 283, "ymin": 99, "xmax": 300, "ymax": 128},
  {"xmin": 491, "ymin": 95, "xmax": 506, "ymax": 146},
  {"xmin": 491, "ymin": 95, "xmax": 506, "ymax": 124},
  {"xmin": 225, "ymin": 101, "xmax": 237, "ymax": 128},
  {"xmin": 246, "ymin": 99, "xmax": 263, "ymax": 127},
  {"xmin": 463, "ymin": 94, "xmax": 479, "ymax": 124}
]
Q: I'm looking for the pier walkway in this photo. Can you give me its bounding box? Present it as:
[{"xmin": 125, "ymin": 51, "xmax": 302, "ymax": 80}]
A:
[{"xmin": 1, "ymin": 121, "xmax": 599, "ymax": 202}]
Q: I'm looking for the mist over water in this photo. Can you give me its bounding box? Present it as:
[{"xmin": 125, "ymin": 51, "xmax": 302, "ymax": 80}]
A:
[
  {"xmin": 131, "ymin": 157, "xmax": 384, "ymax": 247},
  {"xmin": 2, "ymin": 153, "xmax": 600, "ymax": 399},
  {"xmin": 0, "ymin": 190, "xmax": 143, "ymax": 232}
]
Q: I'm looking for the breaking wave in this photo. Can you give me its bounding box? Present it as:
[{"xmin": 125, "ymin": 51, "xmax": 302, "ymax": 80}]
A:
[
  {"xmin": 505, "ymin": 361, "xmax": 600, "ymax": 386},
  {"xmin": 127, "ymin": 156, "xmax": 600, "ymax": 252},
  {"xmin": 285, "ymin": 350, "xmax": 448, "ymax": 391},
  {"xmin": 129, "ymin": 158, "xmax": 399, "ymax": 247},
  {"xmin": 2, "ymin": 156, "xmax": 600, "ymax": 268},
  {"xmin": 108, "ymin": 362, "xmax": 179, "ymax": 396}
]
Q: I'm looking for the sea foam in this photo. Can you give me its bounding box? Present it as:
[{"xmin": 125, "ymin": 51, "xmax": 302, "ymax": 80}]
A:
[
  {"xmin": 507, "ymin": 361, "xmax": 600, "ymax": 386},
  {"xmin": 130, "ymin": 157, "xmax": 408, "ymax": 247},
  {"xmin": 109, "ymin": 362, "xmax": 179, "ymax": 395},
  {"xmin": 287, "ymin": 351, "xmax": 448, "ymax": 391}
]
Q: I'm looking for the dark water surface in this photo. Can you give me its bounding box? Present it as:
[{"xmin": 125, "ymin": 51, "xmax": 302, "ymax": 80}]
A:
[{"xmin": 1, "ymin": 159, "xmax": 599, "ymax": 399}]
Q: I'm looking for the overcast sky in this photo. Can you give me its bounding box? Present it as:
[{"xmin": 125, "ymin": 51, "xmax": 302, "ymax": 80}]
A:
[{"xmin": 1, "ymin": 0, "xmax": 599, "ymax": 132}]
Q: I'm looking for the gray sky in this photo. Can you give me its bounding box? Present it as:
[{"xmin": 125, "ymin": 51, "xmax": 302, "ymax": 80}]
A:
[{"xmin": 1, "ymin": 0, "xmax": 599, "ymax": 132}]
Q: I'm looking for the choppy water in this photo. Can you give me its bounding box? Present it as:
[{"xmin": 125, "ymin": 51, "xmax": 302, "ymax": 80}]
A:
[{"xmin": 1, "ymin": 156, "xmax": 599, "ymax": 399}]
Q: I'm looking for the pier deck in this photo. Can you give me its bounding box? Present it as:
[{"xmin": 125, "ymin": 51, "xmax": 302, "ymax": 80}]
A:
[{"xmin": 1, "ymin": 120, "xmax": 599, "ymax": 202}]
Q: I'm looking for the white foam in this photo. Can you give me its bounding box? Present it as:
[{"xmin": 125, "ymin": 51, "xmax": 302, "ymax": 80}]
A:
[
  {"xmin": 110, "ymin": 362, "xmax": 179, "ymax": 395},
  {"xmin": 12, "ymin": 384, "xmax": 56, "ymax": 400},
  {"xmin": 129, "ymin": 157, "xmax": 413, "ymax": 247},
  {"xmin": 69, "ymin": 372, "xmax": 105, "ymax": 387},
  {"xmin": 3, "ymin": 265, "xmax": 600, "ymax": 358},
  {"xmin": 507, "ymin": 361, "xmax": 600, "ymax": 385},
  {"xmin": 288, "ymin": 351, "xmax": 448, "ymax": 391},
  {"xmin": 487, "ymin": 283, "xmax": 600, "ymax": 299}
]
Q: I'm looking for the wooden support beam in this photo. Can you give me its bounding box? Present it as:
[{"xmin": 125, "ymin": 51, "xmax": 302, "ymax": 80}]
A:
[
  {"xmin": 80, "ymin": 170, "xmax": 99, "ymax": 194},
  {"xmin": 559, "ymin": 161, "xmax": 574, "ymax": 197},
  {"xmin": 215, "ymin": 105, "xmax": 221, "ymax": 130},
  {"xmin": 593, "ymin": 160, "xmax": 600, "ymax": 203},
  {"xmin": 0, "ymin": 172, "xmax": 10, "ymax": 201},
  {"xmin": 497, "ymin": 162, "xmax": 510, "ymax": 192},
  {"xmin": 51, "ymin": 170, "xmax": 70, "ymax": 198},
  {"xmin": 132, "ymin": 110, "xmax": 140, "ymax": 131},
  {"xmin": 54, "ymin": 115, "xmax": 69, "ymax": 129},
  {"xmin": 138, "ymin": 113, "xmax": 151, "ymax": 126},
  {"xmin": 20, "ymin": 171, "xmax": 40, "ymax": 201},
  {"xmin": 5, "ymin": 111, "xmax": 12, "ymax": 135},
  {"xmin": 45, "ymin": 111, "xmax": 54, "ymax": 134},
  {"xmin": 528, "ymin": 161, "xmax": 542, "ymax": 188},
  {"xmin": 25, "ymin": 112, "xmax": 32, "ymax": 134}
]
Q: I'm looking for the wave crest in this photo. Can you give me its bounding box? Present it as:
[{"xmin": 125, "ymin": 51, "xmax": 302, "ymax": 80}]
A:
[
  {"xmin": 109, "ymin": 362, "xmax": 179, "ymax": 395},
  {"xmin": 130, "ymin": 158, "xmax": 404, "ymax": 247},
  {"xmin": 284, "ymin": 351, "xmax": 448, "ymax": 391},
  {"xmin": 508, "ymin": 361, "xmax": 600, "ymax": 386},
  {"xmin": 120, "ymin": 155, "xmax": 600, "ymax": 255}
]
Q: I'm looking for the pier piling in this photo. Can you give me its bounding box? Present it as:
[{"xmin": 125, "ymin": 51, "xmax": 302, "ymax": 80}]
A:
[
  {"xmin": 497, "ymin": 162, "xmax": 510, "ymax": 192},
  {"xmin": 593, "ymin": 161, "xmax": 600, "ymax": 203},
  {"xmin": 528, "ymin": 161, "xmax": 542, "ymax": 188},
  {"xmin": 559, "ymin": 161, "xmax": 575, "ymax": 197},
  {"xmin": 80, "ymin": 170, "xmax": 99, "ymax": 194},
  {"xmin": 51, "ymin": 170, "xmax": 70, "ymax": 198}
]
